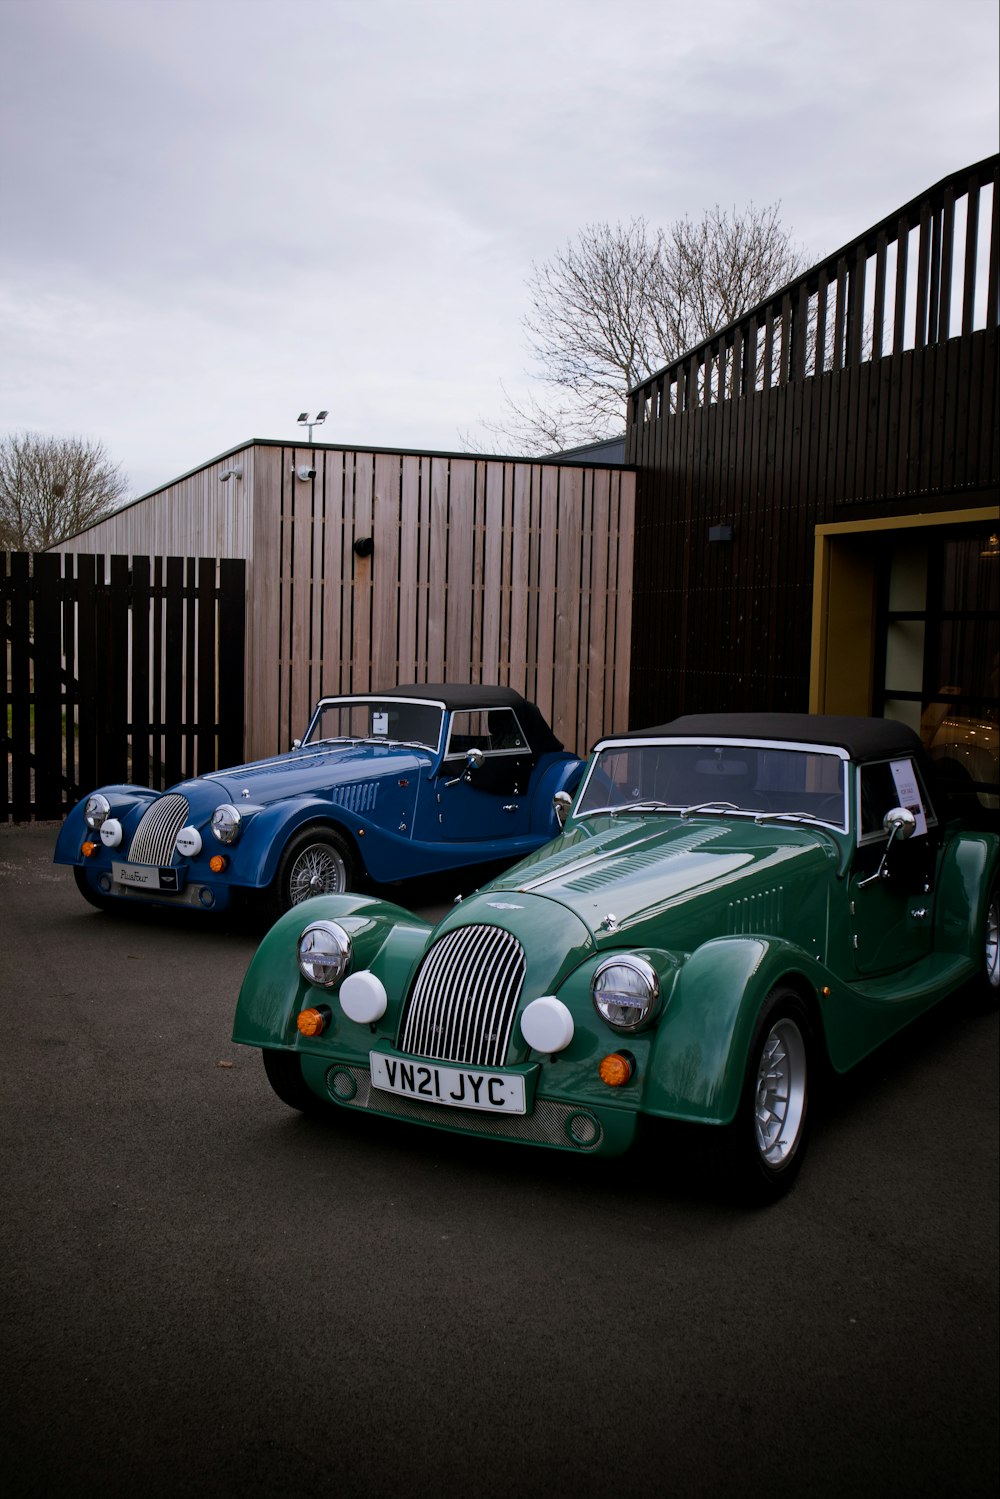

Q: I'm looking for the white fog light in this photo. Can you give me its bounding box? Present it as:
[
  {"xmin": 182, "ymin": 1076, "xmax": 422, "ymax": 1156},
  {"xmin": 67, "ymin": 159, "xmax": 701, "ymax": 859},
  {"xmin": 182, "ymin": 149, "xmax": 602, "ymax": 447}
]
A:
[
  {"xmin": 520, "ymin": 996, "xmax": 575, "ymax": 1054},
  {"xmin": 176, "ymin": 826, "xmax": 203, "ymax": 858},
  {"xmin": 338, "ymin": 971, "xmax": 388, "ymax": 1024},
  {"xmin": 99, "ymin": 818, "xmax": 123, "ymax": 849}
]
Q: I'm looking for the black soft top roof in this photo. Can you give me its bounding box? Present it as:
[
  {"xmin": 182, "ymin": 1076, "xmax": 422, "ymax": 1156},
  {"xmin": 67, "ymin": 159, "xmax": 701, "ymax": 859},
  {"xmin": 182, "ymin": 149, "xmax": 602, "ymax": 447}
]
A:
[
  {"xmin": 615, "ymin": 713, "xmax": 924, "ymax": 764},
  {"xmin": 328, "ymin": 683, "xmax": 564, "ymax": 755}
]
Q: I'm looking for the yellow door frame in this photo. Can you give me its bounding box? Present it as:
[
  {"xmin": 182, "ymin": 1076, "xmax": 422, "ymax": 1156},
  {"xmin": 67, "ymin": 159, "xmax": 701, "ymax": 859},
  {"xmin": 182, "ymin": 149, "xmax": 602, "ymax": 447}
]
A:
[{"xmin": 809, "ymin": 504, "xmax": 1000, "ymax": 715}]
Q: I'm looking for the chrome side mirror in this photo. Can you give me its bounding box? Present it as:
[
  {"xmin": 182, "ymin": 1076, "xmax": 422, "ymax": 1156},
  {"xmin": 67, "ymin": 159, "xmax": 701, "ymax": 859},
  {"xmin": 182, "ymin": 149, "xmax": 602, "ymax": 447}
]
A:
[
  {"xmin": 445, "ymin": 747, "xmax": 485, "ymax": 787},
  {"xmin": 553, "ymin": 790, "xmax": 573, "ymax": 827},
  {"xmin": 857, "ymin": 806, "xmax": 917, "ymax": 888}
]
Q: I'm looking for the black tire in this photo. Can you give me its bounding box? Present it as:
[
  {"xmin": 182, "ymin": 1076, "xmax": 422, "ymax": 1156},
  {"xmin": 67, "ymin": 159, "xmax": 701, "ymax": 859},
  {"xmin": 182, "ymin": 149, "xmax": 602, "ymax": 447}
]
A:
[
  {"xmin": 73, "ymin": 865, "xmax": 113, "ymax": 912},
  {"xmin": 262, "ymin": 1048, "xmax": 331, "ymax": 1117},
  {"xmin": 265, "ymin": 825, "xmax": 356, "ymax": 922},
  {"xmin": 981, "ymin": 881, "xmax": 1000, "ymax": 1002},
  {"xmin": 716, "ymin": 985, "xmax": 813, "ymax": 1205}
]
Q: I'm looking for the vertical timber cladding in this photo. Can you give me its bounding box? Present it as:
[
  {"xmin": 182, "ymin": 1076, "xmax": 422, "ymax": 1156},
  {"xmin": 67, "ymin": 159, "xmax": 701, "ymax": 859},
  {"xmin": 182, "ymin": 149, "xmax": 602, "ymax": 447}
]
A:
[
  {"xmin": 273, "ymin": 448, "xmax": 635, "ymax": 757},
  {"xmin": 627, "ymin": 155, "xmax": 1000, "ymax": 728}
]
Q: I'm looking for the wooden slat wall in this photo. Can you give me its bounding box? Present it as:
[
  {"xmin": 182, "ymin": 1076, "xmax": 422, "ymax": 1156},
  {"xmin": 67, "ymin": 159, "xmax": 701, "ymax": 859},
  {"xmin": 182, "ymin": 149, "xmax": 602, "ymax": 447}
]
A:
[
  {"xmin": 62, "ymin": 449, "xmax": 257, "ymax": 561},
  {"xmin": 55, "ymin": 442, "xmax": 634, "ymax": 763},
  {"xmin": 263, "ymin": 450, "xmax": 635, "ymax": 760},
  {"xmin": 625, "ymin": 156, "xmax": 1000, "ymax": 730}
]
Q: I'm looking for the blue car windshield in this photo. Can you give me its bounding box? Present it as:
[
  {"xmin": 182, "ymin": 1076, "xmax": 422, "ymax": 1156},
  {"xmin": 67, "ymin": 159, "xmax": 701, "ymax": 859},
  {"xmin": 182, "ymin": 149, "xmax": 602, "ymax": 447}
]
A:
[
  {"xmin": 305, "ymin": 699, "xmax": 443, "ymax": 752},
  {"xmin": 576, "ymin": 741, "xmax": 847, "ymax": 828}
]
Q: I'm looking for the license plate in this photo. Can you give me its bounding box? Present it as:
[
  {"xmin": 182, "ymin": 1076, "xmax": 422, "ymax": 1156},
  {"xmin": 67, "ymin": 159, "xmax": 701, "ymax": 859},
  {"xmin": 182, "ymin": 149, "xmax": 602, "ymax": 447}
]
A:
[
  {"xmin": 369, "ymin": 1052, "xmax": 526, "ymax": 1114},
  {"xmin": 112, "ymin": 861, "xmax": 180, "ymax": 892}
]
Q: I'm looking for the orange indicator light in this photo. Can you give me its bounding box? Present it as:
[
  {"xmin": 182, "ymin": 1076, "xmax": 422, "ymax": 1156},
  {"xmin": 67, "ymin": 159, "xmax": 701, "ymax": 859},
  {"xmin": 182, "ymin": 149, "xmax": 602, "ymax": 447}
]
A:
[
  {"xmin": 81, "ymin": 841, "xmax": 97, "ymax": 858},
  {"xmin": 209, "ymin": 854, "xmax": 228, "ymax": 873},
  {"xmin": 599, "ymin": 1052, "xmax": 634, "ymax": 1087},
  {"xmin": 296, "ymin": 1007, "xmax": 328, "ymax": 1038}
]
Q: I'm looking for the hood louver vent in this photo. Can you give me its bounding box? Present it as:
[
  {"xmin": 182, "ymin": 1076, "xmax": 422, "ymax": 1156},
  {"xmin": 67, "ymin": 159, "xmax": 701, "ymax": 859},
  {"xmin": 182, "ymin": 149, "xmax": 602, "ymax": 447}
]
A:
[{"xmin": 331, "ymin": 782, "xmax": 378, "ymax": 814}]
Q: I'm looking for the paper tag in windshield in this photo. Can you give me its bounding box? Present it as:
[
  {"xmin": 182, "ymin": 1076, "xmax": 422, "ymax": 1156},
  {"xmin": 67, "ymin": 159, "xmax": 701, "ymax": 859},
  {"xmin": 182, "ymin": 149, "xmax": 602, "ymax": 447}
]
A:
[
  {"xmin": 890, "ymin": 758, "xmax": 927, "ymax": 836},
  {"xmin": 371, "ymin": 712, "xmax": 389, "ymax": 736}
]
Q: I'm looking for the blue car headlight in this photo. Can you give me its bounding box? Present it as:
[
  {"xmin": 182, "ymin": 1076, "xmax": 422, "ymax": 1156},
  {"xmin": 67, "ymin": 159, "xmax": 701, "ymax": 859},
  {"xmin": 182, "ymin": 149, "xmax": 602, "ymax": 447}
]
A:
[
  {"xmin": 298, "ymin": 920, "xmax": 353, "ymax": 989},
  {"xmin": 591, "ymin": 955, "xmax": 660, "ymax": 1031},
  {"xmin": 211, "ymin": 804, "xmax": 242, "ymax": 845},
  {"xmin": 84, "ymin": 793, "xmax": 111, "ymax": 831}
]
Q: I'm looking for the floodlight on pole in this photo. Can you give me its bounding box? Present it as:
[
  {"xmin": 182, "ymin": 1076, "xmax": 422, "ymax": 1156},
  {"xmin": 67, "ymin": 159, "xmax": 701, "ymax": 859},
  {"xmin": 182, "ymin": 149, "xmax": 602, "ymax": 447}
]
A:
[{"xmin": 297, "ymin": 410, "xmax": 328, "ymax": 442}]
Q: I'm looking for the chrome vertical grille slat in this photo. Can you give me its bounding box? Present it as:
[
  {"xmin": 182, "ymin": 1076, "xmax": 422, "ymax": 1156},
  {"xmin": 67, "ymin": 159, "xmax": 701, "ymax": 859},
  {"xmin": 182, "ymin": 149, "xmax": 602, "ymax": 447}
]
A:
[
  {"xmin": 401, "ymin": 924, "xmax": 526, "ymax": 1067},
  {"xmin": 128, "ymin": 794, "xmax": 190, "ymax": 866}
]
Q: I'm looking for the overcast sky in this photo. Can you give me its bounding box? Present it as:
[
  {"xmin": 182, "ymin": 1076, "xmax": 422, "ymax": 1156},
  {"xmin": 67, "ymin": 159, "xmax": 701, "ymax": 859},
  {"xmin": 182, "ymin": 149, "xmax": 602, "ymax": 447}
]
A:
[{"xmin": 1, "ymin": 0, "xmax": 997, "ymax": 497}]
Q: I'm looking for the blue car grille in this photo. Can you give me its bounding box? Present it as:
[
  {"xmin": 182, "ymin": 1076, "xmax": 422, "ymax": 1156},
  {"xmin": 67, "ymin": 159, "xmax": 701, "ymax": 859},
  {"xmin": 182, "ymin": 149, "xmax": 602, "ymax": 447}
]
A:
[
  {"xmin": 400, "ymin": 925, "xmax": 526, "ymax": 1067},
  {"xmin": 128, "ymin": 794, "xmax": 189, "ymax": 866}
]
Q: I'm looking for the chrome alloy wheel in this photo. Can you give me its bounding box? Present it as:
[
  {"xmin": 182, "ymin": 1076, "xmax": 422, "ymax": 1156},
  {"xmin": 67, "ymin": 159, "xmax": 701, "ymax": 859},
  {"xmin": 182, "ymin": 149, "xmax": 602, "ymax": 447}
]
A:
[
  {"xmin": 754, "ymin": 1017, "xmax": 807, "ymax": 1166},
  {"xmin": 986, "ymin": 887, "xmax": 1000, "ymax": 992},
  {"xmin": 287, "ymin": 842, "xmax": 348, "ymax": 904}
]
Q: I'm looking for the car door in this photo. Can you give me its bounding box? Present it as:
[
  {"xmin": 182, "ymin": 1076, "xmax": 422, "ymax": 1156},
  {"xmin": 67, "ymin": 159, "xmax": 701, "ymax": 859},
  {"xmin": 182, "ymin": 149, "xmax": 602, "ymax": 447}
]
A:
[
  {"xmin": 849, "ymin": 756, "xmax": 936, "ymax": 976},
  {"xmin": 435, "ymin": 708, "xmax": 535, "ymax": 841}
]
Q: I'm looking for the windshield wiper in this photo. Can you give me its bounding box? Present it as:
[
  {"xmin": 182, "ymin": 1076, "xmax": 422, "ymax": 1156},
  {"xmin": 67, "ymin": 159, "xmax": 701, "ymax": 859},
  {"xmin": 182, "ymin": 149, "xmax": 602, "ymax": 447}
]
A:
[
  {"xmin": 678, "ymin": 800, "xmax": 744, "ymax": 818},
  {"xmin": 609, "ymin": 800, "xmax": 686, "ymax": 815},
  {"xmin": 753, "ymin": 810, "xmax": 841, "ymax": 827}
]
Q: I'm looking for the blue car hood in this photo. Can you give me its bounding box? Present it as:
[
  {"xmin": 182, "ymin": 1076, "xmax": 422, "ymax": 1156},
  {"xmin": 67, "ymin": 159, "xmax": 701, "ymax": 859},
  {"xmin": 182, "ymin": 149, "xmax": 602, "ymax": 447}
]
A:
[{"xmin": 172, "ymin": 742, "xmax": 434, "ymax": 814}]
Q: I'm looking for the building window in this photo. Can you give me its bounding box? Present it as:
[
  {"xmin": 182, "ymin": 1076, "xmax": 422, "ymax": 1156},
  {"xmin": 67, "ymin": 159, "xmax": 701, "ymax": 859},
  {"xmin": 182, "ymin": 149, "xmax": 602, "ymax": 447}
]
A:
[{"xmin": 874, "ymin": 524, "xmax": 999, "ymax": 821}]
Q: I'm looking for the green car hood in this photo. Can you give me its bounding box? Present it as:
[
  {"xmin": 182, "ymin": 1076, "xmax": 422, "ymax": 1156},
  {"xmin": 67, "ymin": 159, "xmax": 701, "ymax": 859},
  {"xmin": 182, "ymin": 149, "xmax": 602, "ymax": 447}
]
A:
[{"xmin": 477, "ymin": 815, "xmax": 838, "ymax": 953}]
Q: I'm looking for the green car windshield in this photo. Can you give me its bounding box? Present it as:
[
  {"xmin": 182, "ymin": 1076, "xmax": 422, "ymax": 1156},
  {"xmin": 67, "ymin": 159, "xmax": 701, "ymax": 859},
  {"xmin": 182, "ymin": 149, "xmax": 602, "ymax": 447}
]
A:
[
  {"xmin": 576, "ymin": 740, "xmax": 847, "ymax": 829},
  {"xmin": 305, "ymin": 698, "xmax": 444, "ymax": 751}
]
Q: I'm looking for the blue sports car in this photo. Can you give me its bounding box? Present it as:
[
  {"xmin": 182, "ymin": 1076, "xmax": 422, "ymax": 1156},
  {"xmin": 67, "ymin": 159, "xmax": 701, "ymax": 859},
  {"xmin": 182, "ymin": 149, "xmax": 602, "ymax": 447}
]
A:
[{"xmin": 54, "ymin": 685, "xmax": 584, "ymax": 920}]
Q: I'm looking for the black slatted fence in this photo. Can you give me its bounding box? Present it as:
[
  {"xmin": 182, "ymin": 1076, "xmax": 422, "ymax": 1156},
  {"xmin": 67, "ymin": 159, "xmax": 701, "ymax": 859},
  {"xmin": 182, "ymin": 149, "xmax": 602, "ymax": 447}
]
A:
[{"xmin": 2, "ymin": 552, "xmax": 246, "ymax": 822}]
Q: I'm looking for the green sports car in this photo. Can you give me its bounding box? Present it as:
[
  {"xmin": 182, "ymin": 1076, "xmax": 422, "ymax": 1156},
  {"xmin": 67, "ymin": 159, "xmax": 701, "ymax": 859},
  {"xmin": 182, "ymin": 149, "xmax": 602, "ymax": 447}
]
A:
[{"xmin": 232, "ymin": 714, "xmax": 999, "ymax": 1202}]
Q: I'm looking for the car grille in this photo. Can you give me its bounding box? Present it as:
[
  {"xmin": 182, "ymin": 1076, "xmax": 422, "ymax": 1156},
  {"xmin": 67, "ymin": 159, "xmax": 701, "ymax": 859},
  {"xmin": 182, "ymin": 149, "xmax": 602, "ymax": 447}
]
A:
[
  {"xmin": 128, "ymin": 794, "xmax": 189, "ymax": 866},
  {"xmin": 400, "ymin": 924, "xmax": 526, "ymax": 1066}
]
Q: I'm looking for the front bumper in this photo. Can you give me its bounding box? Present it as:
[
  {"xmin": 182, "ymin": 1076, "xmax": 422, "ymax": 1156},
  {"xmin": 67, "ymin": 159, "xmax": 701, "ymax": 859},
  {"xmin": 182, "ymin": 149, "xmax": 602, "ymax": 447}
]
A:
[{"xmin": 298, "ymin": 1052, "xmax": 639, "ymax": 1156}]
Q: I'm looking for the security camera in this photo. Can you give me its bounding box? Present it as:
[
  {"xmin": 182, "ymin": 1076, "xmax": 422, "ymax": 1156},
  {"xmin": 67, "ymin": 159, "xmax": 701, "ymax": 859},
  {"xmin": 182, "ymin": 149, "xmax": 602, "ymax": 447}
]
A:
[
  {"xmin": 219, "ymin": 465, "xmax": 243, "ymax": 483},
  {"xmin": 296, "ymin": 465, "xmax": 317, "ymax": 481}
]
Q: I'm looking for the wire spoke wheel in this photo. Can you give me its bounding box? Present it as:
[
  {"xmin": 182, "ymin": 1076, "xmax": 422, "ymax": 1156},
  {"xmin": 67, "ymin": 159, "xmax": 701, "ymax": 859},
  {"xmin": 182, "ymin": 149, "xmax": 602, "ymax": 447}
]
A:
[
  {"xmin": 265, "ymin": 827, "xmax": 357, "ymax": 922},
  {"xmin": 287, "ymin": 841, "xmax": 348, "ymax": 905}
]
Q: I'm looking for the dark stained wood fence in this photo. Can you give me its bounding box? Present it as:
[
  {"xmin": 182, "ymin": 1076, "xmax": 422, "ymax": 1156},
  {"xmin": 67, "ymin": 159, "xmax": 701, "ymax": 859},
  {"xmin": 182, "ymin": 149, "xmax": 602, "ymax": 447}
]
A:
[
  {"xmin": 625, "ymin": 155, "xmax": 999, "ymax": 726},
  {"xmin": 2, "ymin": 552, "xmax": 246, "ymax": 822}
]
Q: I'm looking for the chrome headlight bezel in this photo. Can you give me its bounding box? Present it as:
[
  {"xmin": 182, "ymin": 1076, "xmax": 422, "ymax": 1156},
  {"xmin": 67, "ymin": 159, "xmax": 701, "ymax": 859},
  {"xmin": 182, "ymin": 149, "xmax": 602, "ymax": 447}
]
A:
[
  {"xmin": 297, "ymin": 920, "xmax": 353, "ymax": 989},
  {"xmin": 84, "ymin": 793, "xmax": 111, "ymax": 831},
  {"xmin": 591, "ymin": 954, "xmax": 660, "ymax": 1032},
  {"xmin": 210, "ymin": 804, "xmax": 242, "ymax": 845}
]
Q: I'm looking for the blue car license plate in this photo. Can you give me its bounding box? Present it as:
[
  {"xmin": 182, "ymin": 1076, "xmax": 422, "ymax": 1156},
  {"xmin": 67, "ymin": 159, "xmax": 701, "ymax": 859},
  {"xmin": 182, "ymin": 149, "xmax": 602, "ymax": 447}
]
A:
[
  {"xmin": 112, "ymin": 861, "xmax": 181, "ymax": 892},
  {"xmin": 369, "ymin": 1053, "xmax": 526, "ymax": 1114}
]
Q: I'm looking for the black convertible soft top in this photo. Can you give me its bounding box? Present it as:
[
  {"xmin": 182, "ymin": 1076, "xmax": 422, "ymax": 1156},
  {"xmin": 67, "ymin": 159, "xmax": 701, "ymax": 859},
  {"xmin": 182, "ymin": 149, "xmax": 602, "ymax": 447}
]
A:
[
  {"xmin": 618, "ymin": 713, "xmax": 925, "ymax": 764},
  {"xmin": 349, "ymin": 683, "xmax": 565, "ymax": 756}
]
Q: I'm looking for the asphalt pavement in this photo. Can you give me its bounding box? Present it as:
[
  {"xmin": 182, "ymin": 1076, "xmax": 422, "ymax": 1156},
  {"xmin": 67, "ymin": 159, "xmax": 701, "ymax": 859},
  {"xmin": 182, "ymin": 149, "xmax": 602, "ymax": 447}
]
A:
[{"xmin": 1, "ymin": 820, "xmax": 997, "ymax": 1499}]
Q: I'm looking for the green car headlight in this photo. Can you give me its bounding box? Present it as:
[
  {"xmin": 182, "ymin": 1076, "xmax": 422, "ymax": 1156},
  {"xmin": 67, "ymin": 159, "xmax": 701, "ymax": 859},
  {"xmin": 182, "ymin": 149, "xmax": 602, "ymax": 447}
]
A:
[
  {"xmin": 84, "ymin": 793, "xmax": 111, "ymax": 831},
  {"xmin": 592, "ymin": 955, "xmax": 660, "ymax": 1031},
  {"xmin": 298, "ymin": 920, "xmax": 352, "ymax": 989},
  {"xmin": 210, "ymin": 803, "xmax": 242, "ymax": 845}
]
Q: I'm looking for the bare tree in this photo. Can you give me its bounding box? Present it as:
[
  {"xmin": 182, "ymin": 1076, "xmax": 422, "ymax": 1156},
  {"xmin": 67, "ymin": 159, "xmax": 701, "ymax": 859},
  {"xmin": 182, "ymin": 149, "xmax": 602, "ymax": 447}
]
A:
[
  {"xmin": 0, "ymin": 432, "xmax": 129, "ymax": 550},
  {"xmin": 475, "ymin": 204, "xmax": 804, "ymax": 453}
]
